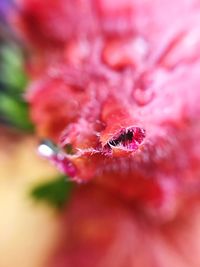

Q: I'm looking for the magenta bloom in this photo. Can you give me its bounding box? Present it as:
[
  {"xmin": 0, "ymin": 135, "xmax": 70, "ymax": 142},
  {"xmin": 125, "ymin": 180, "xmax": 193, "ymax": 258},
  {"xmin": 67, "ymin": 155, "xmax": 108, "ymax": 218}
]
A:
[{"xmin": 11, "ymin": 1, "xmax": 200, "ymax": 266}]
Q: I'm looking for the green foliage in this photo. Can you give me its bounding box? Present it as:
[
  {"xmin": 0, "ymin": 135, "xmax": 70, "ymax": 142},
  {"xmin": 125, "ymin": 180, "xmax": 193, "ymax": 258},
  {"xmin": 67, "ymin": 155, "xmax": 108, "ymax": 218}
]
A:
[
  {"xmin": 0, "ymin": 45, "xmax": 27, "ymax": 92},
  {"xmin": 30, "ymin": 176, "xmax": 74, "ymax": 209},
  {"xmin": 0, "ymin": 44, "xmax": 34, "ymax": 131},
  {"xmin": 0, "ymin": 93, "xmax": 33, "ymax": 131}
]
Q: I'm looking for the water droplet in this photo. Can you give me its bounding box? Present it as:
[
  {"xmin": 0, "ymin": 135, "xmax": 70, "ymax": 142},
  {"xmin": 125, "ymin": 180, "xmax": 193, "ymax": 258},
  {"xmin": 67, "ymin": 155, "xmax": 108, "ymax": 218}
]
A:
[
  {"xmin": 38, "ymin": 140, "xmax": 58, "ymax": 158},
  {"xmin": 134, "ymin": 87, "xmax": 154, "ymax": 106},
  {"xmin": 133, "ymin": 71, "xmax": 155, "ymax": 106},
  {"xmin": 38, "ymin": 140, "xmax": 77, "ymax": 178}
]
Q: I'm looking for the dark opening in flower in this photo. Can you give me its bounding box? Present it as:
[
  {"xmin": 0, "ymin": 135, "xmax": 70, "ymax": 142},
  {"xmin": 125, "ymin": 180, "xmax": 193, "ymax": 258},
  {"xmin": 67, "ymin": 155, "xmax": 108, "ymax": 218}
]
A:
[{"xmin": 106, "ymin": 126, "xmax": 145, "ymax": 151}]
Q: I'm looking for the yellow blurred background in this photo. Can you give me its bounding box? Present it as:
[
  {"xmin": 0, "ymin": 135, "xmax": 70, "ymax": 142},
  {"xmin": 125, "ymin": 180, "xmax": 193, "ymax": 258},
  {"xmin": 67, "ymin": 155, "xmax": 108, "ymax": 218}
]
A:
[{"xmin": 0, "ymin": 127, "xmax": 62, "ymax": 267}]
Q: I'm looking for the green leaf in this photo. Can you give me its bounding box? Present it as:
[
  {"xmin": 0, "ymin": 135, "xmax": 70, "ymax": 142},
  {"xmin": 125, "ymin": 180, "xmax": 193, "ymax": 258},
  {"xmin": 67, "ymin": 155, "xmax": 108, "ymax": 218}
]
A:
[
  {"xmin": 0, "ymin": 93, "xmax": 34, "ymax": 131},
  {"xmin": 0, "ymin": 45, "xmax": 27, "ymax": 92},
  {"xmin": 0, "ymin": 44, "xmax": 34, "ymax": 132},
  {"xmin": 30, "ymin": 176, "xmax": 74, "ymax": 209}
]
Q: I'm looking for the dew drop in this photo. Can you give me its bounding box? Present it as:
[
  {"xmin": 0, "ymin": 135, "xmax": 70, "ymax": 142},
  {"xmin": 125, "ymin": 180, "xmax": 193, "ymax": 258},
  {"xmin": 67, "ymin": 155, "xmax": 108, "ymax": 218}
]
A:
[
  {"xmin": 38, "ymin": 140, "xmax": 58, "ymax": 158},
  {"xmin": 38, "ymin": 140, "xmax": 77, "ymax": 178},
  {"xmin": 133, "ymin": 71, "xmax": 155, "ymax": 106},
  {"xmin": 134, "ymin": 87, "xmax": 154, "ymax": 106}
]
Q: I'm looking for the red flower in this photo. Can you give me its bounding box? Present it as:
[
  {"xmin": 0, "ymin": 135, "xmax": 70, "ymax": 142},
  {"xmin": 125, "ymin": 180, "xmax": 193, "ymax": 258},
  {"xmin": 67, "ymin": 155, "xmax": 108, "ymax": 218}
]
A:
[
  {"xmin": 14, "ymin": 0, "xmax": 200, "ymax": 219},
  {"xmin": 50, "ymin": 184, "xmax": 200, "ymax": 267},
  {"xmin": 10, "ymin": 0, "xmax": 200, "ymax": 266}
]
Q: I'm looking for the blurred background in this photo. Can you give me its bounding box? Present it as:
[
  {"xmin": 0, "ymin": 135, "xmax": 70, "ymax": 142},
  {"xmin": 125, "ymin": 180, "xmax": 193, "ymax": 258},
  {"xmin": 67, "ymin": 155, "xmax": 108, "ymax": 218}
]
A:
[{"xmin": 0, "ymin": 2, "xmax": 69, "ymax": 266}]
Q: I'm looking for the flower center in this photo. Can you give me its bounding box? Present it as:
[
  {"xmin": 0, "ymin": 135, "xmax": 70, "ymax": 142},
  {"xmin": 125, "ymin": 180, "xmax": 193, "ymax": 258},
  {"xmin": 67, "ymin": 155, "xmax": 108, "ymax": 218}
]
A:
[{"xmin": 107, "ymin": 126, "xmax": 145, "ymax": 151}]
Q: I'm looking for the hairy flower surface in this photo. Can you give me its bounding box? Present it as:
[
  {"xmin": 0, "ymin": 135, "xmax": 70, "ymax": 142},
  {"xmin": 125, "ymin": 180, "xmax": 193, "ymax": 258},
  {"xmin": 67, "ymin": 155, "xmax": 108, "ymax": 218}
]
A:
[{"xmin": 13, "ymin": 0, "xmax": 200, "ymax": 220}]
